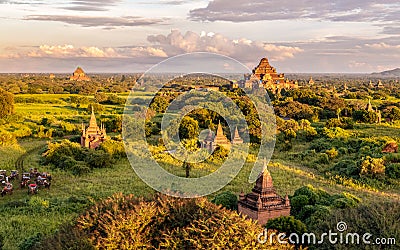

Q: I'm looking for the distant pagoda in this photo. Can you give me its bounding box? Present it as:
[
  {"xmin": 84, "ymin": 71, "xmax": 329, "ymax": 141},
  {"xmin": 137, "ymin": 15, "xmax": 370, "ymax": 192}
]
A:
[
  {"xmin": 81, "ymin": 107, "xmax": 107, "ymax": 149},
  {"xmin": 238, "ymin": 159, "xmax": 290, "ymax": 225},
  {"xmin": 239, "ymin": 56, "xmax": 298, "ymax": 92},
  {"xmin": 213, "ymin": 121, "xmax": 231, "ymax": 148},
  {"xmin": 201, "ymin": 122, "xmax": 243, "ymax": 152},
  {"xmin": 231, "ymin": 127, "xmax": 243, "ymax": 144},
  {"xmin": 70, "ymin": 66, "xmax": 91, "ymax": 81}
]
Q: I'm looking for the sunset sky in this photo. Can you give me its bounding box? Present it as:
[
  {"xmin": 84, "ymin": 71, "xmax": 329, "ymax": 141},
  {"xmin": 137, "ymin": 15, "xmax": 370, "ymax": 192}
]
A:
[{"xmin": 0, "ymin": 0, "xmax": 399, "ymax": 73}]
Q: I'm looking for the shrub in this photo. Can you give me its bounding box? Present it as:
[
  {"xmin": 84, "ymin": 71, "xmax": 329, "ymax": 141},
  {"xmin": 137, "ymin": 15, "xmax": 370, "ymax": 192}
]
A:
[
  {"xmin": 325, "ymin": 148, "xmax": 339, "ymax": 159},
  {"xmin": 0, "ymin": 88, "xmax": 14, "ymax": 118},
  {"xmin": 98, "ymin": 140, "xmax": 126, "ymax": 158},
  {"xmin": 331, "ymin": 160, "xmax": 359, "ymax": 177},
  {"xmin": 386, "ymin": 163, "xmax": 400, "ymax": 179},
  {"xmin": 19, "ymin": 233, "xmax": 42, "ymax": 250},
  {"xmin": 43, "ymin": 140, "xmax": 114, "ymax": 175},
  {"xmin": 211, "ymin": 191, "xmax": 238, "ymax": 210},
  {"xmin": 359, "ymin": 156, "xmax": 385, "ymax": 178},
  {"xmin": 266, "ymin": 216, "xmax": 307, "ymax": 235},
  {"xmin": 310, "ymin": 138, "xmax": 332, "ymax": 152},
  {"xmin": 338, "ymin": 147, "xmax": 348, "ymax": 155},
  {"xmin": 316, "ymin": 153, "xmax": 329, "ymax": 164},
  {"xmin": 322, "ymin": 127, "xmax": 352, "ymax": 139},
  {"xmin": 38, "ymin": 193, "xmax": 295, "ymax": 249},
  {"xmin": 325, "ymin": 118, "xmax": 343, "ymax": 128}
]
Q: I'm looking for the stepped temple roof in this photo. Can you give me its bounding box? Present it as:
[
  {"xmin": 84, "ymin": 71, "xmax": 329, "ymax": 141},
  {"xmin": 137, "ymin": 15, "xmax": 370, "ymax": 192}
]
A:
[
  {"xmin": 238, "ymin": 159, "xmax": 290, "ymax": 225},
  {"xmin": 70, "ymin": 66, "xmax": 91, "ymax": 81}
]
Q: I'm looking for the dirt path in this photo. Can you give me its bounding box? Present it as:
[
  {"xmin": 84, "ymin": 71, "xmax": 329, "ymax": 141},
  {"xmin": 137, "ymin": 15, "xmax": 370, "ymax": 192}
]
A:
[{"xmin": 14, "ymin": 144, "xmax": 47, "ymax": 173}]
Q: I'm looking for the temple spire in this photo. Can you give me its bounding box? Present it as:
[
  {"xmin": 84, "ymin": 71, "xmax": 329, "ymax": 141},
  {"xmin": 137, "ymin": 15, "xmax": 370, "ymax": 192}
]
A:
[{"xmin": 263, "ymin": 158, "xmax": 268, "ymax": 172}]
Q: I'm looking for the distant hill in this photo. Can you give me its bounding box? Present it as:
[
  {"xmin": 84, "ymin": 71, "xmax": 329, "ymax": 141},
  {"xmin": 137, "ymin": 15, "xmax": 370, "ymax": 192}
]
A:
[{"xmin": 371, "ymin": 68, "xmax": 400, "ymax": 77}]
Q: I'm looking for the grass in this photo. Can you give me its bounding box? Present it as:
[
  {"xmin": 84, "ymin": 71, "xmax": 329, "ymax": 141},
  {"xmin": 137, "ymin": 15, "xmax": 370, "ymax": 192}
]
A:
[{"xmin": 2, "ymin": 93, "xmax": 400, "ymax": 248}]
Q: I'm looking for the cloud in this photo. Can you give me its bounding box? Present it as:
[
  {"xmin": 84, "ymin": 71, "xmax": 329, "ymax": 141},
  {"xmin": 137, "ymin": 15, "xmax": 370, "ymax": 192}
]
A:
[
  {"xmin": 147, "ymin": 30, "xmax": 303, "ymax": 64},
  {"xmin": 61, "ymin": 0, "xmax": 122, "ymax": 11},
  {"xmin": 189, "ymin": 0, "xmax": 400, "ymax": 23},
  {"xmin": 0, "ymin": 0, "xmax": 43, "ymax": 4},
  {"xmin": 2, "ymin": 44, "xmax": 168, "ymax": 59},
  {"xmin": 24, "ymin": 15, "xmax": 167, "ymax": 28},
  {"xmin": 364, "ymin": 42, "xmax": 400, "ymax": 50}
]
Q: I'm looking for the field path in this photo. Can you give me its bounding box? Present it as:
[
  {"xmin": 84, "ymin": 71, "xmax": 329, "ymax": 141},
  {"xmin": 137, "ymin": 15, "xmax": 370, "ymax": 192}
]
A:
[{"xmin": 15, "ymin": 143, "xmax": 47, "ymax": 173}]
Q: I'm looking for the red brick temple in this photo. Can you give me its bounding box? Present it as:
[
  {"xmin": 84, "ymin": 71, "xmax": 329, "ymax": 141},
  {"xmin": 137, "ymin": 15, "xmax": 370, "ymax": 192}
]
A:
[{"xmin": 238, "ymin": 159, "xmax": 290, "ymax": 225}]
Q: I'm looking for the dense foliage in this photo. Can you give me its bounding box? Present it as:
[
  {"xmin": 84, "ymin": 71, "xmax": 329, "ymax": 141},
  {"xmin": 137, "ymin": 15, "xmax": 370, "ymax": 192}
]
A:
[
  {"xmin": 0, "ymin": 87, "xmax": 14, "ymax": 118},
  {"xmin": 36, "ymin": 193, "xmax": 297, "ymax": 250},
  {"xmin": 43, "ymin": 140, "xmax": 116, "ymax": 175}
]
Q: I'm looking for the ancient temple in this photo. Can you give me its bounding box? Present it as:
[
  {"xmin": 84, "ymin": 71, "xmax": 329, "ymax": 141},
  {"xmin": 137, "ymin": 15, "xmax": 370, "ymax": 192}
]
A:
[
  {"xmin": 70, "ymin": 67, "xmax": 91, "ymax": 81},
  {"xmin": 231, "ymin": 127, "xmax": 244, "ymax": 144},
  {"xmin": 214, "ymin": 122, "xmax": 231, "ymax": 148},
  {"xmin": 365, "ymin": 99, "xmax": 382, "ymax": 123},
  {"xmin": 238, "ymin": 159, "xmax": 291, "ymax": 225},
  {"xmin": 201, "ymin": 122, "xmax": 241, "ymax": 152},
  {"xmin": 366, "ymin": 99, "xmax": 374, "ymax": 112},
  {"xmin": 308, "ymin": 76, "xmax": 315, "ymax": 85},
  {"xmin": 81, "ymin": 107, "xmax": 107, "ymax": 149},
  {"xmin": 240, "ymin": 57, "xmax": 298, "ymax": 91}
]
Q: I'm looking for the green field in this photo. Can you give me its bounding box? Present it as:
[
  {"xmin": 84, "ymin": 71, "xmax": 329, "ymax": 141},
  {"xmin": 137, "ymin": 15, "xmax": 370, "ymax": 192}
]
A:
[{"xmin": 1, "ymin": 90, "xmax": 400, "ymax": 249}]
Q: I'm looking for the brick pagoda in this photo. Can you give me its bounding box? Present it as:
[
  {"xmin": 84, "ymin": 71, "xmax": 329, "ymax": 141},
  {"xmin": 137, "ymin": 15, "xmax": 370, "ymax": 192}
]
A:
[{"xmin": 238, "ymin": 159, "xmax": 290, "ymax": 225}]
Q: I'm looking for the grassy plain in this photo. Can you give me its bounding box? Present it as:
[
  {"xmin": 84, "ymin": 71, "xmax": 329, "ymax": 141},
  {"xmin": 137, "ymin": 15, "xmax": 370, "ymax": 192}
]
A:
[{"xmin": 1, "ymin": 92, "xmax": 400, "ymax": 249}]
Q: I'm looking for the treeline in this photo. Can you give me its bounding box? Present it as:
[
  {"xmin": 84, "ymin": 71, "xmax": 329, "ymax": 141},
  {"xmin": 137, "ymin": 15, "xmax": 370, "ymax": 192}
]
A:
[
  {"xmin": 42, "ymin": 139, "xmax": 125, "ymax": 175},
  {"xmin": 0, "ymin": 74, "xmax": 139, "ymax": 95}
]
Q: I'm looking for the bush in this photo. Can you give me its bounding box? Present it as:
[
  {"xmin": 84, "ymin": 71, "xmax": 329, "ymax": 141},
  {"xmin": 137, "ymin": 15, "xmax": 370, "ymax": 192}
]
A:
[
  {"xmin": 19, "ymin": 234, "xmax": 42, "ymax": 250},
  {"xmin": 322, "ymin": 127, "xmax": 352, "ymax": 139},
  {"xmin": 386, "ymin": 163, "xmax": 400, "ymax": 179},
  {"xmin": 316, "ymin": 153, "xmax": 329, "ymax": 164},
  {"xmin": 0, "ymin": 88, "xmax": 14, "ymax": 118},
  {"xmin": 38, "ymin": 193, "xmax": 294, "ymax": 249},
  {"xmin": 359, "ymin": 156, "xmax": 385, "ymax": 178},
  {"xmin": 325, "ymin": 147, "xmax": 339, "ymax": 159},
  {"xmin": 266, "ymin": 216, "xmax": 307, "ymax": 235},
  {"xmin": 310, "ymin": 138, "xmax": 332, "ymax": 152},
  {"xmin": 331, "ymin": 160, "xmax": 359, "ymax": 177},
  {"xmin": 98, "ymin": 140, "xmax": 126, "ymax": 158},
  {"xmin": 43, "ymin": 140, "xmax": 114, "ymax": 175},
  {"xmin": 325, "ymin": 118, "xmax": 343, "ymax": 128},
  {"xmin": 211, "ymin": 191, "xmax": 238, "ymax": 210},
  {"xmin": 338, "ymin": 147, "xmax": 348, "ymax": 155}
]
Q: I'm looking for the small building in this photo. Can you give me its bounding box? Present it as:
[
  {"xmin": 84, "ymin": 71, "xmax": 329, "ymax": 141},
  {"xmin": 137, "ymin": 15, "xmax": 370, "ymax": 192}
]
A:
[
  {"xmin": 365, "ymin": 99, "xmax": 382, "ymax": 123},
  {"xmin": 238, "ymin": 159, "xmax": 291, "ymax": 225},
  {"xmin": 308, "ymin": 76, "xmax": 315, "ymax": 85},
  {"xmin": 70, "ymin": 67, "xmax": 91, "ymax": 81},
  {"xmin": 231, "ymin": 127, "xmax": 244, "ymax": 144},
  {"xmin": 81, "ymin": 107, "xmax": 107, "ymax": 149},
  {"xmin": 201, "ymin": 122, "xmax": 240, "ymax": 152}
]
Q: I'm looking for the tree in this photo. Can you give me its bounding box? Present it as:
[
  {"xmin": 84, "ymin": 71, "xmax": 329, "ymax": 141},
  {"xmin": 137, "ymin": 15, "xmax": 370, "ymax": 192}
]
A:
[
  {"xmin": 149, "ymin": 96, "xmax": 169, "ymax": 113},
  {"xmin": 266, "ymin": 216, "xmax": 307, "ymax": 235},
  {"xmin": 87, "ymin": 103, "xmax": 105, "ymax": 113},
  {"xmin": 211, "ymin": 191, "xmax": 238, "ymax": 210},
  {"xmin": 94, "ymin": 92, "xmax": 108, "ymax": 103},
  {"xmin": 389, "ymin": 107, "xmax": 400, "ymax": 121},
  {"xmin": 179, "ymin": 116, "xmax": 199, "ymax": 140},
  {"xmin": 0, "ymin": 88, "xmax": 14, "ymax": 118},
  {"xmin": 179, "ymin": 139, "xmax": 198, "ymax": 178},
  {"xmin": 360, "ymin": 156, "xmax": 385, "ymax": 178}
]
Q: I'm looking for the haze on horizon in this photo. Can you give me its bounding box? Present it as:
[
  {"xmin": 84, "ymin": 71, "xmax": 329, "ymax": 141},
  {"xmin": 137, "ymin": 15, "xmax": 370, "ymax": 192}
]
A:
[{"xmin": 0, "ymin": 0, "xmax": 399, "ymax": 73}]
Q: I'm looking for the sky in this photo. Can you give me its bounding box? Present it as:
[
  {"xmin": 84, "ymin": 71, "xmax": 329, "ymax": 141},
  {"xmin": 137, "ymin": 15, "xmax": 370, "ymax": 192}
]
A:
[{"xmin": 0, "ymin": 0, "xmax": 399, "ymax": 73}]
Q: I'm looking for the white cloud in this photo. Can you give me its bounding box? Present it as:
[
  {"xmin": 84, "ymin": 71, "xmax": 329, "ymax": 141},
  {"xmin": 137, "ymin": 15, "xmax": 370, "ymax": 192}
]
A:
[
  {"xmin": 364, "ymin": 42, "xmax": 400, "ymax": 50},
  {"xmin": 147, "ymin": 30, "xmax": 303, "ymax": 63},
  {"xmin": 2, "ymin": 44, "xmax": 168, "ymax": 59}
]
